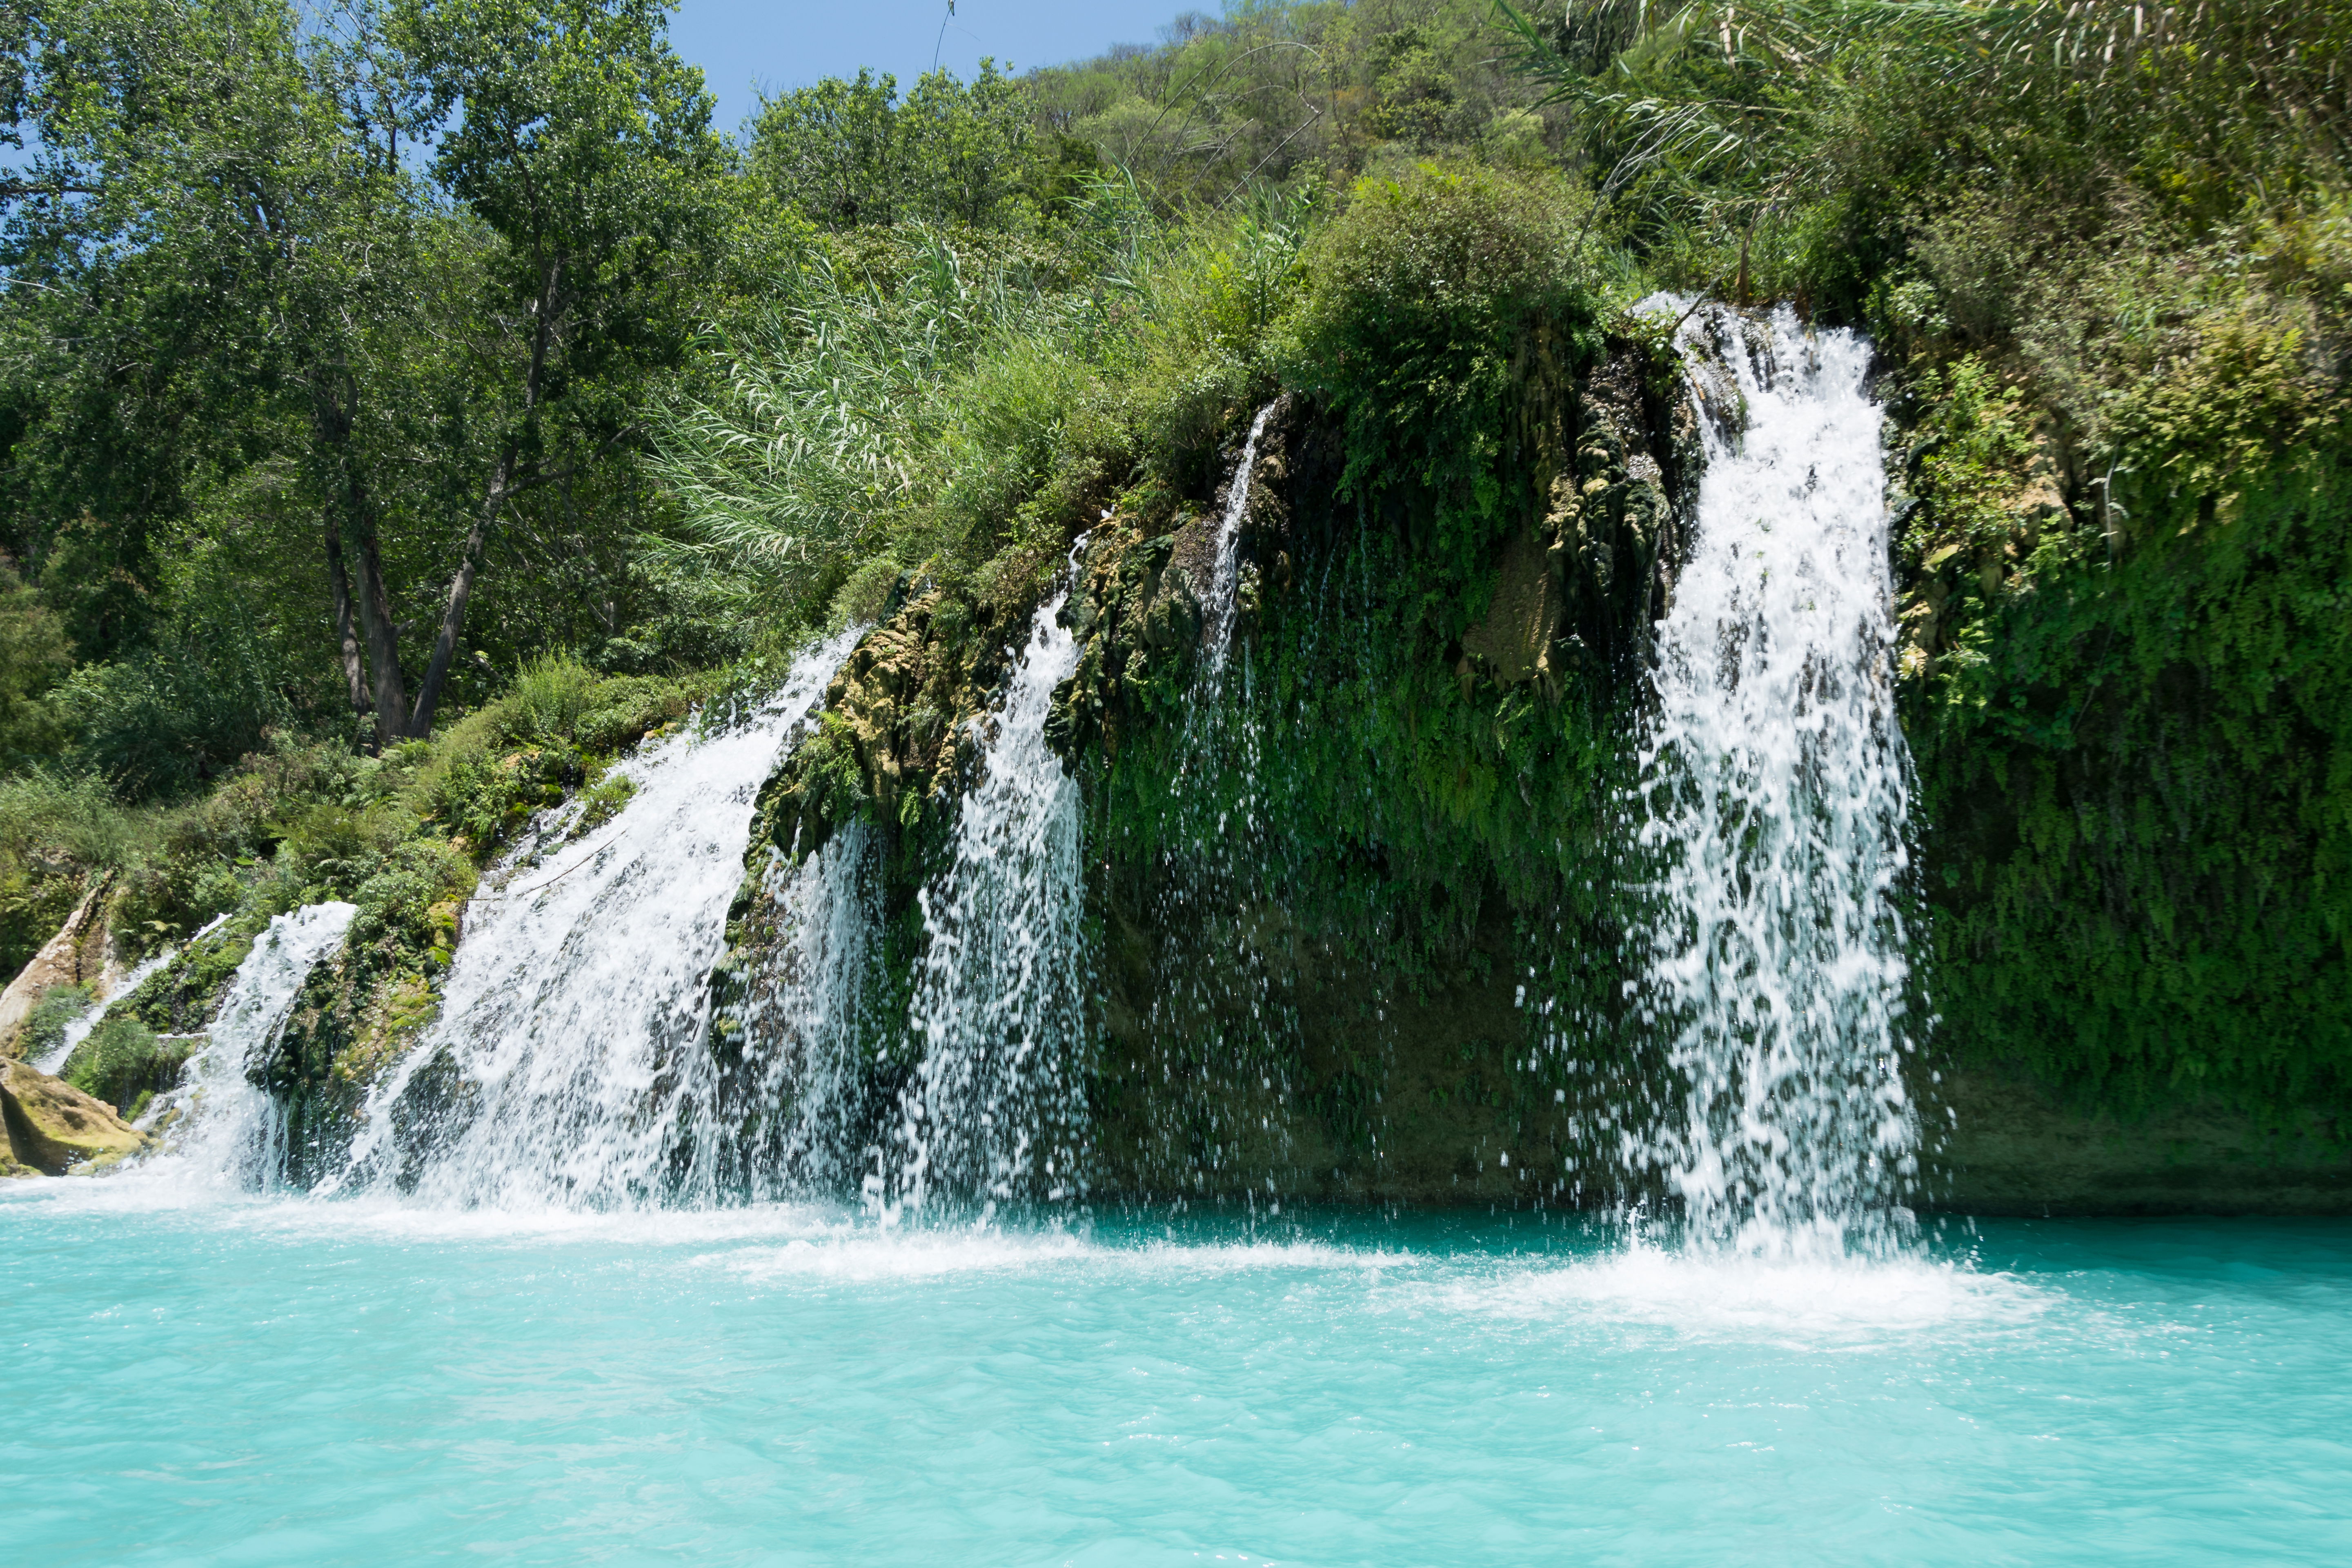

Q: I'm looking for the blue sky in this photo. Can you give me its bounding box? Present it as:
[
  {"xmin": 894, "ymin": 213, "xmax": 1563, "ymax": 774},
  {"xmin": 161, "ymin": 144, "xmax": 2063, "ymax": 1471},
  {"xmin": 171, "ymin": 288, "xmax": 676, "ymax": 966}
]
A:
[{"xmin": 669, "ymin": 1, "xmax": 1198, "ymax": 136}]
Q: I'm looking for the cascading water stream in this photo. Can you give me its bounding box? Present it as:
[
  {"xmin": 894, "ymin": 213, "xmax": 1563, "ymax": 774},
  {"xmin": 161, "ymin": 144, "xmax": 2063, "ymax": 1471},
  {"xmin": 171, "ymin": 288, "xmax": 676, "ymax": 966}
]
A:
[
  {"xmin": 337, "ymin": 630, "xmax": 859, "ymax": 1208},
  {"xmin": 1202, "ymin": 400, "xmax": 1277, "ymax": 677},
  {"xmin": 1627, "ymin": 302, "xmax": 1920, "ymax": 1256},
  {"xmin": 149, "ymin": 901, "xmax": 359, "ymax": 1189},
  {"xmin": 728, "ymin": 818, "xmax": 883, "ymax": 1197},
  {"xmin": 885, "ymin": 547, "xmax": 1092, "ymax": 1219}
]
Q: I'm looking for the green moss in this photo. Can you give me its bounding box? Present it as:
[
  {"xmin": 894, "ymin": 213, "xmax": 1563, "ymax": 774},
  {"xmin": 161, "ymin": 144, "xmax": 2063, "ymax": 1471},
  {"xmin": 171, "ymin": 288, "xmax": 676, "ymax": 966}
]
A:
[{"xmin": 1905, "ymin": 402, "xmax": 2352, "ymax": 1132}]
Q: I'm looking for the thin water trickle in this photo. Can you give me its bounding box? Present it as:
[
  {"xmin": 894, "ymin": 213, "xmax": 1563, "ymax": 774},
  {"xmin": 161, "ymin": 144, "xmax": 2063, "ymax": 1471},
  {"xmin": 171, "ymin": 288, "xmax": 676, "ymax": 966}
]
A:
[
  {"xmin": 32, "ymin": 946, "xmax": 176, "ymax": 1076},
  {"xmin": 1628, "ymin": 302, "xmax": 1919, "ymax": 1255},
  {"xmin": 888, "ymin": 549, "xmax": 1092, "ymax": 1219},
  {"xmin": 337, "ymin": 630, "xmax": 859, "ymax": 1208},
  {"xmin": 1202, "ymin": 400, "xmax": 1277, "ymax": 675},
  {"xmin": 1139, "ymin": 406, "xmax": 1297, "ymax": 1198}
]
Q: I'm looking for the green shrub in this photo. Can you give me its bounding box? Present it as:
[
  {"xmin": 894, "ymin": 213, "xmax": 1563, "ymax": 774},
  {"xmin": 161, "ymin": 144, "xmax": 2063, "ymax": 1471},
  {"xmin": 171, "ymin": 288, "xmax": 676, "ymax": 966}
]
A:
[
  {"xmin": 63, "ymin": 1011, "xmax": 191, "ymax": 1112},
  {"xmin": 509, "ymin": 653, "xmax": 599, "ymax": 742},
  {"xmin": 0, "ymin": 770, "xmax": 136, "ymax": 977},
  {"xmin": 0, "ymin": 556, "xmax": 71, "ymax": 770},
  {"xmin": 54, "ymin": 617, "xmax": 301, "ymax": 801},
  {"xmin": 349, "ymin": 837, "xmax": 475, "ymax": 952},
  {"xmin": 20, "ymin": 983, "xmax": 93, "ymax": 1061},
  {"xmin": 275, "ymin": 803, "xmax": 412, "ymax": 895},
  {"xmin": 1282, "ymin": 163, "xmax": 1602, "ymax": 567}
]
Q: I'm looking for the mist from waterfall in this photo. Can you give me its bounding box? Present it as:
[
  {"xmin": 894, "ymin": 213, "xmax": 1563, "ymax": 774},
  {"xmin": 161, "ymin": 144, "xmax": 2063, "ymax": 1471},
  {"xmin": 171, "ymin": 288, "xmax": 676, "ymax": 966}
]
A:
[{"xmin": 1625, "ymin": 302, "xmax": 1920, "ymax": 1255}]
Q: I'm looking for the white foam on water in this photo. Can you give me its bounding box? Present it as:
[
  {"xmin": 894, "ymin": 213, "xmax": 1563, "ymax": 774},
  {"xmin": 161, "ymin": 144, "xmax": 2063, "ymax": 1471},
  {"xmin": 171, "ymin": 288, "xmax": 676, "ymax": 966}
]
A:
[
  {"xmin": 1428, "ymin": 1243, "xmax": 2052, "ymax": 1344},
  {"xmin": 1626, "ymin": 302, "xmax": 1920, "ymax": 1255},
  {"xmin": 716, "ymin": 1232, "xmax": 1413, "ymax": 1286},
  {"xmin": 337, "ymin": 629, "xmax": 860, "ymax": 1209},
  {"xmin": 718, "ymin": 1228, "xmax": 1099, "ymax": 1282}
]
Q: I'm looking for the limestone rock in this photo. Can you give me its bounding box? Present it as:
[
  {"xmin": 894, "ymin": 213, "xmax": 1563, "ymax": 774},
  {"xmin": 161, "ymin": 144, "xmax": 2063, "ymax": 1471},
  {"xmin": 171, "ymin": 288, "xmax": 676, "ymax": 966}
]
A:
[
  {"xmin": 0, "ymin": 1057, "xmax": 147, "ymax": 1174},
  {"xmin": 1460, "ymin": 529, "xmax": 1561, "ymax": 689},
  {"xmin": 0, "ymin": 873, "xmax": 116, "ymax": 1058}
]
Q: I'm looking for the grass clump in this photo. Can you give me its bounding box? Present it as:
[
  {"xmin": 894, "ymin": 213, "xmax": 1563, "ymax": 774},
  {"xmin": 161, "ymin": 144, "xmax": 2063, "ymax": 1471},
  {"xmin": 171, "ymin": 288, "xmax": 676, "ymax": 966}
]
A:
[{"xmin": 20, "ymin": 983, "xmax": 93, "ymax": 1062}]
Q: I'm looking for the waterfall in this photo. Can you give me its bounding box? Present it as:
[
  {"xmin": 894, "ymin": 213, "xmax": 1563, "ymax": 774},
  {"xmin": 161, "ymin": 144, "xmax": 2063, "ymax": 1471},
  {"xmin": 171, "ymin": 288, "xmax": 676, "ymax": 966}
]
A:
[
  {"xmin": 151, "ymin": 902, "xmax": 358, "ymax": 1188},
  {"xmin": 1202, "ymin": 400, "xmax": 1277, "ymax": 674},
  {"xmin": 729, "ymin": 818, "xmax": 883, "ymax": 1197},
  {"xmin": 1142, "ymin": 400, "xmax": 1291, "ymax": 1193},
  {"xmin": 1628, "ymin": 303, "xmax": 1920, "ymax": 1254},
  {"xmin": 339, "ymin": 630, "xmax": 859, "ymax": 1208},
  {"xmin": 886, "ymin": 560, "xmax": 1091, "ymax": 1218}
]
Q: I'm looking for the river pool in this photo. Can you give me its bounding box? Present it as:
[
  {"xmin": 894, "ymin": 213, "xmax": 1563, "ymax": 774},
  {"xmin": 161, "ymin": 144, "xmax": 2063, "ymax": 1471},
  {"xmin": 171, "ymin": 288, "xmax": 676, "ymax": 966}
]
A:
[{"xmin": 7, "ymin": 1183, "xmax": 2348, "ymax": 1565}]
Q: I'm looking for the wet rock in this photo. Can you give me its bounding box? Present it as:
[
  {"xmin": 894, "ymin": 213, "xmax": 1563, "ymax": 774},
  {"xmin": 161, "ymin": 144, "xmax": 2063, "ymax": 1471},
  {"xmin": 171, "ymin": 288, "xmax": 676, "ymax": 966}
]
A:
[{"xmin": 0, "ymin": 1057, "xmax": 147, "ymax": 1174}]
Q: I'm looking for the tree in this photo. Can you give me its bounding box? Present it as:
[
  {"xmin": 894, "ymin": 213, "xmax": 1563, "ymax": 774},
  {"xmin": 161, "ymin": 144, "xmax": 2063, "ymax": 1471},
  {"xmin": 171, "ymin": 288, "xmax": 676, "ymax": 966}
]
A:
[
  {"xmin": 386, "ymin": 0, "xmax": 728, "ymax": 736},
  {"xmin": 750, "ymin": 62, "xmax": 1038, "ymax": 232},
  {"xmin": 2, "ymin": 0, "xmax": 435, "ymax": 756},
  {"xmin": 749, "ymin": 67, "xmax": 904, "ymax": 229}
]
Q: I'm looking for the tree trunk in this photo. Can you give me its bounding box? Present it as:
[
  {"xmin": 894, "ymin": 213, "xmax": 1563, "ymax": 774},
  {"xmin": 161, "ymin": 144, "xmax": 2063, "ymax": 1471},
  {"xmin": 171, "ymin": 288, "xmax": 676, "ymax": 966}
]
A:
[
  {"xmin": 309, "ymin": 376, "xmax": 409, "ymax": 752},
  {"xmin": 356, "ymin": 529, "xmax": 408, "ymax": 749},
  {"xmin": 324, "ymin": 510, "xmax": 366, "ymax": 718},
  {"xmin": 404, "ymin": 448, "xmax": 511, "ymax": 739},
  {"xmin": 407, "ymin": 257, "xmax": 565, "ymax": 738}
]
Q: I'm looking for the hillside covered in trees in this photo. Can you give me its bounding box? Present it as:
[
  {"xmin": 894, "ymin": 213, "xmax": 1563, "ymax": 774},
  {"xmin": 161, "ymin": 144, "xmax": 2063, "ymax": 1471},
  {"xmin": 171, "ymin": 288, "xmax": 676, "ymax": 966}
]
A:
[{"xmin": 4, "ymin": 0, "xmax": 2349, "ymax": 1187}]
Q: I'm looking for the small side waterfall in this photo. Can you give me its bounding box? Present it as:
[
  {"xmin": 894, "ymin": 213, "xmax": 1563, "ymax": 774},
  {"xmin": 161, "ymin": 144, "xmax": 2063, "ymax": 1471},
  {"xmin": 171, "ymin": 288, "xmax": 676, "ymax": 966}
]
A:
[
  {"xmin": 1202, "ymin": 400, "xmax": 1277, "ymax": 674},
  {"xmin": 1628, "ymin": 303, "xmax": 1920, "ymax": 1254},
  {"xmin": 886, "ymin": 568, "xmax": 1092, "ymax": 1218},
  {"xmin": 154, "ymin": 902, "xmax": 358, "ymax": 1188},
  {"xmin": 1144, "ymin": 400, "xmax": 1293, "ymax": 1194},
  {"xmin": 341, "ymin": 630, "xmax": 859, "ymax": 1208},
  {"xmin": 730, "ymin": 818, "xmax": 883, "ymax": 1196}
]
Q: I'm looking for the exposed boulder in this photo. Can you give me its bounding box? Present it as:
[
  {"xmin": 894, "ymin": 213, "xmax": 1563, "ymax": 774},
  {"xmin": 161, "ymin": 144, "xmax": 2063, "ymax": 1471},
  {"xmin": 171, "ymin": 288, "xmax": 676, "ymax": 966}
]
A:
[
  {"xmin": 0, "ymin": 873, "xmax": 116, "ymax": 1058},
  {"xmin": 0, "ymin": 1056, "xmax": 147, "ymax": 1174}
]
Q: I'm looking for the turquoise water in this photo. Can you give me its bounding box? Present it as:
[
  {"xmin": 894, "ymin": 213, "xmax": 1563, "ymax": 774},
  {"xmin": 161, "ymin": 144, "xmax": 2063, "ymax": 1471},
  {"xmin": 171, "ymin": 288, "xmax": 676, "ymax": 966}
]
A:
[{"xmin": 7, "ymin": 1185, "xmax": 2348, "ymax": 1566}]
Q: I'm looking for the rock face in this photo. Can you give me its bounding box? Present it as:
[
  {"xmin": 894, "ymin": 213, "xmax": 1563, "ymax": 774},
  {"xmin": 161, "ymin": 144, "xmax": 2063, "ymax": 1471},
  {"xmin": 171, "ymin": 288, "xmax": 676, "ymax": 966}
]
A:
[
  {"xmin": 0, "ymin": 1057, "xmax": 146, "ymax": 1174},
  {"xmin": 719, "ymin": 337, "xmax": 1707, "ymax": 1207},
  {"xmin": 719, "ymin": 316, "xmax": 2352, "ymax": 1214},
  {"xmin": 0, "ymin": 874, "xmax": 115, "ymax": 1058},
  {"xmin": 746, "ymin": 588, "xmax": 1026, "ymax": 871}
]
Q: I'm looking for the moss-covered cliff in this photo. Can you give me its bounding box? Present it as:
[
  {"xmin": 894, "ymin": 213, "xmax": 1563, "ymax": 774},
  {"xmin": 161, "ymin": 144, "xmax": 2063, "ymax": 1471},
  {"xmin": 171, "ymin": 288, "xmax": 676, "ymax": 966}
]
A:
[{"xmin": 722, "ymin": 162, "xmax": 2352, "ymax": 1211}]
